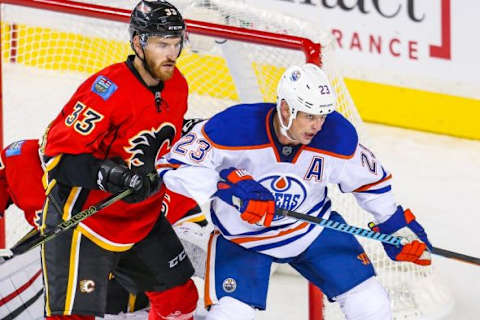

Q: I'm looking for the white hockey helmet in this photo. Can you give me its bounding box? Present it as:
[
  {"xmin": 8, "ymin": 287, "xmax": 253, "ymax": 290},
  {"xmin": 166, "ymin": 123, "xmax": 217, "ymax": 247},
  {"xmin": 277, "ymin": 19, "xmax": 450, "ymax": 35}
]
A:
[{"xmin": 276, "ymin": 63, "xmax": 336, "ymax": 133}]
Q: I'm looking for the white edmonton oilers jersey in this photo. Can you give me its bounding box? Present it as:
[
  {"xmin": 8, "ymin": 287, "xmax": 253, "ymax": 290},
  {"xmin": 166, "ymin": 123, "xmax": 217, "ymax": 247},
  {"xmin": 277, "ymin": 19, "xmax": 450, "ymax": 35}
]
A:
[{"xmin": 159, "ymin": 103, "xmax": 398, "ymax": 258}]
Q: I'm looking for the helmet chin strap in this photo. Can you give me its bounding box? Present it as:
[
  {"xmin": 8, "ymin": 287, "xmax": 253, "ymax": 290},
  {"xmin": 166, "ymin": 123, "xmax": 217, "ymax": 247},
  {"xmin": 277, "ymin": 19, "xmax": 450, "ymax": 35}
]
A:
[
  {"xmin": 131, "ymin": 34, "xmax": 160, "ymax": 82},
  {"xmin": 276, "ymin": 110, "xmax": 300, "ymax": 143},
  {"xmin": 134, "ymin": 34, "xmax": 183, "ymax": 82},
  {"xmin": 139, "ymin": 46, "xmax": 161, "ymax": 82}
]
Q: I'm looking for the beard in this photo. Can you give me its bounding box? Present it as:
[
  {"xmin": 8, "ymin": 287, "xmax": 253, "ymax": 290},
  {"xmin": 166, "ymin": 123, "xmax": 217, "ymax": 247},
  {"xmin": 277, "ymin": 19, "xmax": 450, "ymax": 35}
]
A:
[{"xmin": 144, "ymin": 55, "xmax": 175, "ymax": 81}]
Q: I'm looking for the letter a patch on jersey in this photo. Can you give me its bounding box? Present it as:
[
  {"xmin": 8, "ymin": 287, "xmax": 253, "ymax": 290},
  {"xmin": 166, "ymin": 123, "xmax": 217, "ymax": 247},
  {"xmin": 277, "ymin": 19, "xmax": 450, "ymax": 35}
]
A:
[{"xmin": 91, "ymin": 75, "xmax": 118, "ymax": 101}]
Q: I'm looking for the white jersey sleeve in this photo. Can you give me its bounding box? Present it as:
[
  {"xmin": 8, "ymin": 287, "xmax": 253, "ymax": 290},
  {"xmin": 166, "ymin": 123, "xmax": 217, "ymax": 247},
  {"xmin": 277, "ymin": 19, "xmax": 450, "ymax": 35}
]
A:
[
  {"xmin": 158, "ymin": 121, "xmax": 220, "ymax": 206},
  {"xmin": 337, "ymin": 143, "xmax": 398, "ymax": 223}
]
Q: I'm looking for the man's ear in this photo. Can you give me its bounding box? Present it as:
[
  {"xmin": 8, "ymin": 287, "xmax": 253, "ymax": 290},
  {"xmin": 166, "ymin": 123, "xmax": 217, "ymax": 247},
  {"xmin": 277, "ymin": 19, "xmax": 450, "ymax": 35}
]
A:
[
  {"xmin": 280, "ymin": 100, "xmax": 290, "ymax": 124},
  {"xmin": 132, "ymin": 35, "xmax": 144, "ymax": 58}
]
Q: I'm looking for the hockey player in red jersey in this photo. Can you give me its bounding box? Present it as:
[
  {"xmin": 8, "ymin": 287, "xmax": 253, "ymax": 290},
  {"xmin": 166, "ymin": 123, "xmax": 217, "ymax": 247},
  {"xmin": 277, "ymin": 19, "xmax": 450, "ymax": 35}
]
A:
[
  {"xmin": 0, "ymin": 138, "xmax": 205, "ymax": 317},
  {"xmin": 0, "ymin": 139, "xmax": 151, "ymax": 316},
  {"xmin": 0, "ymin": 139, "xmax": 45, "ymax": 228},
  {"xmin": 39, "ymin": 1, "xmax": 198, "ymax": 319}
]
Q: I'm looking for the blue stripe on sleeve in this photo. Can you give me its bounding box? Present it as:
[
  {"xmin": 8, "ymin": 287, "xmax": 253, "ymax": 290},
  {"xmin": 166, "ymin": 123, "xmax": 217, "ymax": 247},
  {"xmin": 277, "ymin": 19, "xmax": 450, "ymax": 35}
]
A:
[{"xmin": 356, "ymin": 186, "xmax": 392, "ymax": 194}]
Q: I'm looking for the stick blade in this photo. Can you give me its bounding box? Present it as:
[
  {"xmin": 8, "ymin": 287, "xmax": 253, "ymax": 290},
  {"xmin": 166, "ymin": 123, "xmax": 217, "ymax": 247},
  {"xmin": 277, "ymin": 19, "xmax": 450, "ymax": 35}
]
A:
[
  {"xmin": 0, "ymin": 248, "xmax": 13, "ymax": 258},
  {"xmin": 432, "ymin": 246, "xmax": 480, "ymax": 266}
]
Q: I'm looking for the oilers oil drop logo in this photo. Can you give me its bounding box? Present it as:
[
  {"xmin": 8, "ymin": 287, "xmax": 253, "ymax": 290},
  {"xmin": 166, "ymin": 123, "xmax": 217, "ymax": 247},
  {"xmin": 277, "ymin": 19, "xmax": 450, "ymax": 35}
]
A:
[{"xmin": 259, "ymin": 175, "xmax": 307, "ymax": 221}]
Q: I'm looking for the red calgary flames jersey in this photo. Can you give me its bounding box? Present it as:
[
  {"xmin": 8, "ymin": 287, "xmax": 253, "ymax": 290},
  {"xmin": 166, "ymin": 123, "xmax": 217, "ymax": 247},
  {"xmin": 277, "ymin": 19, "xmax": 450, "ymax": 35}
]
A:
[
  {"xmin": 0, "ymin": 139, "xmax": 45, "ymax": 228},
  {"xmin": 0, "ymin": 140, "xmax": 198, "ymax": 235},
  {"xmin": 163, "ymin": 189, "xmax": 202, "ymax": 225},
  {"xmin": 43, "ymin": 59, "xmax": 188, "ymax": 249}
]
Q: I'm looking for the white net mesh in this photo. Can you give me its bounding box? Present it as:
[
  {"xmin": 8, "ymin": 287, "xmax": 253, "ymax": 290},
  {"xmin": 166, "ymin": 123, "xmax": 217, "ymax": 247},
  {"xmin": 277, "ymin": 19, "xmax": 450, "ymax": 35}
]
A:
[{"xmin": 1, "ymin": 1, "xmax": 452, "ymax": 319}]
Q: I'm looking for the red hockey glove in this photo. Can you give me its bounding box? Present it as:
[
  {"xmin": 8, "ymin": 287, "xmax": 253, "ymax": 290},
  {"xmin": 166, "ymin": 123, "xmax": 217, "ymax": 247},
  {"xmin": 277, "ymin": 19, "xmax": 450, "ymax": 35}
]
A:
[
  {"xmin": 370, "ymin": 206, "xmax": 432, "ymax": 266},
  {"xmin": 215, "ymin": 167, "xmax": 275, "ymax": 227}
]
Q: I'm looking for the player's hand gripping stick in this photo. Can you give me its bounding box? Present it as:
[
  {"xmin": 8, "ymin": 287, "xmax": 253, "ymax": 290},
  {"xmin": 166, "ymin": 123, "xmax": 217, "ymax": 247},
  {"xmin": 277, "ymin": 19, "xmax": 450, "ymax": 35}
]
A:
[{"xmin": 215, "ymin": 167, "xmax": 275, "ymax": 227}]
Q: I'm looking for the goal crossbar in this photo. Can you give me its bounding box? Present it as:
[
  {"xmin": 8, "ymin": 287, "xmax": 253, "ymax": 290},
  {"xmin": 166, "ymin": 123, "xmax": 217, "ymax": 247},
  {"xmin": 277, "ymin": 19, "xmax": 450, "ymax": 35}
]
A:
[{"xmin": 0, "ymin": 0, "xmax": 321, "ymax": 64}]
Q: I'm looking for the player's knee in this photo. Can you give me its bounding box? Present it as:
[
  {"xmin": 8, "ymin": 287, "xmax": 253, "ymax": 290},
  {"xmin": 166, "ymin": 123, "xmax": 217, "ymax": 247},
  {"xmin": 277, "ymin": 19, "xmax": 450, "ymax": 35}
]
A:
[
  {"xmin": 336, "ymin": 277, "xmax": 391, "ymax": 320},
  {"xmin": 146, "ymin": 279, "xmax": 198, "ymax": 320},
  {"xmin": 206, "ymin": 296, "xmax": 255, "ymax": 320}
]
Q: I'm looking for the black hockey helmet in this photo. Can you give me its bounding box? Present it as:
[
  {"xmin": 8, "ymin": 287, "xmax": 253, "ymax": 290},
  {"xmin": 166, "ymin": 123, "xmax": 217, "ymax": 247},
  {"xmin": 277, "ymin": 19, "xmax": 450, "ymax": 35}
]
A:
[{"xmin": 129, "ymin": 0, "xmax": 186, "ymax": 46}]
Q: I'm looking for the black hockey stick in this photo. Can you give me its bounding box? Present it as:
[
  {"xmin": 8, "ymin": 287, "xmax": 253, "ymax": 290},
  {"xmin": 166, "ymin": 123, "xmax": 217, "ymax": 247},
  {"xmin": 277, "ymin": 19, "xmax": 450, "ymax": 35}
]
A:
[
  {"xmin": 430, "ymin": 247, "xmax": 480, "ymax": 266},
  {"xmin": 276, "ymin": 208, "xmax": 480, "ymax": 266},
  {"xmin": 0, "ymin": 188, "xmax": 132, "ymax": 258}
]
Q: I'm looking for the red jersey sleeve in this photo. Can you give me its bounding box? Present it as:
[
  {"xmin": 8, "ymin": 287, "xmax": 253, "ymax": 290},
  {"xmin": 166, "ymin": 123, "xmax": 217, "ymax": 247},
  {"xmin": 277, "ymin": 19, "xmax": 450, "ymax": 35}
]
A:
[
  {"xmin": 163, "ymin": 189, "xmax": 200, "ymax": 225},
  {"xmin": 1, "ymin": 140, "xmax": 45, "ymax": 227},
  {"xmin": 43, "ymin": 74, "xmax": 122, "ymax": 158}
]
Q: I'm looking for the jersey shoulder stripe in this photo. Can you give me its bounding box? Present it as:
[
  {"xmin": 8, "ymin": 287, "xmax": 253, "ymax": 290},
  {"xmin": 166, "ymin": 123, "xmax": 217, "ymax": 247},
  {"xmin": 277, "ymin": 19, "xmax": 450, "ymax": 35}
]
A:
[
  {"xmin": 203, "ymin": 103, "xmax": 273, "ymax": 149},
  {"xmin": 307, "ymin": 111, "xmax": 358, "ymax": 157}
]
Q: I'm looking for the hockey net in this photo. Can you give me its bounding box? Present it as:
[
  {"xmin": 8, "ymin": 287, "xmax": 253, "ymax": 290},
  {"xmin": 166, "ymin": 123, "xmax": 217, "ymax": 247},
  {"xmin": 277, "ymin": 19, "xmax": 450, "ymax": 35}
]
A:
[{"xmin": 0, "ymin": 0, "xmax": 452, "ymax": 319}]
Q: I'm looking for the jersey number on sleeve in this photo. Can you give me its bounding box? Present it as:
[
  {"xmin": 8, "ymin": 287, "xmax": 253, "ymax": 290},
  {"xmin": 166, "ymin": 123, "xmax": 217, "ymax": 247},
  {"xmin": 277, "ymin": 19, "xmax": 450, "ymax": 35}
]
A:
[
  {"xmin": 174, "ymin": 133, "xmax": 211, "ymax": 162},
  {"xmin": 65, "ymin": 102, "xmax": 104, "ymax": 135},
  {"xmin": 360, "ymin": 152, "xmax": 377, "ymax": 174},
  {"xmin": 358, "ymin": 144, "xmax": 377, "ymax": 175}
]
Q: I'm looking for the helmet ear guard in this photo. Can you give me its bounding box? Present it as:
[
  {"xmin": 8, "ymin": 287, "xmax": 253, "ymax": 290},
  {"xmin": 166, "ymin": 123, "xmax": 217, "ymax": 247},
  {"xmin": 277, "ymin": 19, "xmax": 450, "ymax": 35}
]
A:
[{"xmin": 276, "ymin": 64, "xmax": 336, "ymax": 134}]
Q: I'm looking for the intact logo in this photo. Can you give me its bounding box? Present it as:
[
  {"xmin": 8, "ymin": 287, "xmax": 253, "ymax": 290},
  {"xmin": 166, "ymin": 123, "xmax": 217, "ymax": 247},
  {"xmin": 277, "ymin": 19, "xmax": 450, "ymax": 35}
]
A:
[
  {"xmin": 125, "ymin": 123, "xmax": 176, "ymax": 172},
  {"xmin": 222, "ymin": 278, "xmax": 237, "ymax": 293},
  {"xmin": 79, "ymin": 280, "xmax": 95, "ymax": 293},
  {"xmin": 91, "ymin": 75, "xmax": 117, "ymax": 101},
  {"xmin": 168, "ymin": 249, "xmax": 187, "ymax": 268},
  {"xmin": 259, "ymin": 175, "xmax": 307, "ymax": 221}
]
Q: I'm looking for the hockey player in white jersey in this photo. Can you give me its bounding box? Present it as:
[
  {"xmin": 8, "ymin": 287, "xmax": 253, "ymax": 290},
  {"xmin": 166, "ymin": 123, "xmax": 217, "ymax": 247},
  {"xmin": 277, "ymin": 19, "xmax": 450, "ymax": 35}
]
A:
[{"xmin": 158, "ymin": 64, "xmax": 432, "ymax": 319}]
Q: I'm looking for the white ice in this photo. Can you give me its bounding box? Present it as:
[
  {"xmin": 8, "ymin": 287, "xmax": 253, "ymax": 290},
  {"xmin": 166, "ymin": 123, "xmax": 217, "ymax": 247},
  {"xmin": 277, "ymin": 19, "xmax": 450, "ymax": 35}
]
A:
[{"xmin": 3, "ymin": 65, "xmax": 479, "ymax": 319}]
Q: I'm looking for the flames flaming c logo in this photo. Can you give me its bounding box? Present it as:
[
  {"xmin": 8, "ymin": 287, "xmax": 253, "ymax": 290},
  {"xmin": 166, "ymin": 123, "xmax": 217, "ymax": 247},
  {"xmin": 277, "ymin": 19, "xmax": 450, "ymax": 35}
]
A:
[{"xmin": 124, "ymin": 123, "xmax": 176, "ymax": 173}]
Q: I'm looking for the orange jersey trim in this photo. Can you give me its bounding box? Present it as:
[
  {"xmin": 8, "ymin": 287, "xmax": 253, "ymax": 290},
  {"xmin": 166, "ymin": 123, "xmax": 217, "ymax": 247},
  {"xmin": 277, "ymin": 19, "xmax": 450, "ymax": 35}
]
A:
[
  {"xmin": 301, "ymin": 146, "xmax": 356, "ymax": 160},
  {"xmin": 354, "ymin": 174, "xmax": 392, "ymax": 192},
  {"xmin": 232, "ymin": 222, "xmax": 309, "ymax": 245},
  {"xmin": 265, "ymin": 109, "xmax": 282, "ymax": 162},
  {"xmin": 204, "ymin": 231, "xmax": 218, "ymax": 308},
  {"xmin": 156, "ymin": 163, "xmax": 181, "ymax": 169},
  {"xmin": 292, "ymin": 145, "xmax": 307, "ymax": 163},
  {"xmin": 201, "ymin": 125, "xmax": 272, "ymax": 151}
]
